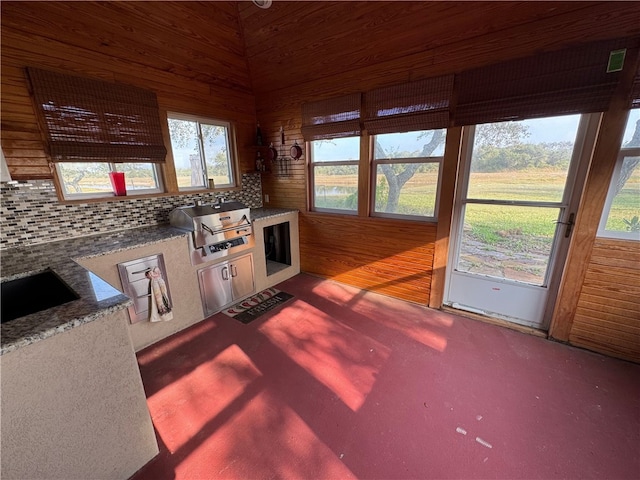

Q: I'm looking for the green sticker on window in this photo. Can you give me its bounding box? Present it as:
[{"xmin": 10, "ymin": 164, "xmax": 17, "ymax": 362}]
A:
[{"xmin": 607, "ymin": 49, "xmax": 626, "ymax": 73}]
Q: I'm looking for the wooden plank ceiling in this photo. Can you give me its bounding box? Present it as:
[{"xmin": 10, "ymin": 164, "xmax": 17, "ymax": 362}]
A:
[
  {"xmin": 237, "ymin": 1, "xmax": 640, "ymax": 95},
  {"xmin": 2, "ymin": 1, "xmax": 253, "ymax": 94}
]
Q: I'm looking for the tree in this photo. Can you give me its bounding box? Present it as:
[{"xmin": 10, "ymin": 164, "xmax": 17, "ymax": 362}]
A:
[
  {"xmin": 474, "ymin": 121, "xmax": 530, "ymax": 148},
  {"xmin": 471, "ymin": 141, "xmax": 574, "ymax": 172},
  {"xmin": 374, "ymin": 121, "xmax": 533, "ymax": 212},
  {"xmin": 375, "ymin": 129, "xmax": 445, "ymax": 212},
  {"xmin": 615, "ymin": 118, "xmax": 640, "ymax": 195},
  {"xmin": 168, "ymin": 118, "xmax": 228, "ymax": 185}
]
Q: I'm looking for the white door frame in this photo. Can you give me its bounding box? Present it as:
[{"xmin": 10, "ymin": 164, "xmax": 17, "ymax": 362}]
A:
[{"xmin": 444, "ymin": 113, "xmax": 601, "ymax": 330}]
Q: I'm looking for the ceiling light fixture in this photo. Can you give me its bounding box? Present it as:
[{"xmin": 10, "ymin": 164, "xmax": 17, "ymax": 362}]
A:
[{"xmin": 252, "ymin": 0, "xmax": 272, "ymax": 9}]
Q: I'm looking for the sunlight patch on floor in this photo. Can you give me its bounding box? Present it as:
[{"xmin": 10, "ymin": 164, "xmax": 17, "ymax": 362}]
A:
[
  {"xmin": 202, "ymin": 389, "xmax": 358, "ymax": 480},
  {"xmin": 259, "ymin": 299, "xmax": 391, "ymax": 411},
  {"xmin": 149, "ymin": 344, "xmax": 262, "ymax": 453},
  {"xmin": 312, "ymin": 279, "xmax": 452, "ymax": 352}
]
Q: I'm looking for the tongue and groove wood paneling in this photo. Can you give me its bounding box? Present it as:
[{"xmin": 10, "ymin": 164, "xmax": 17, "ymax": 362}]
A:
[
  {"xmin": 246, "ymin": 2, "xmax": 640, "ymax": 310},
  {"xmin": 2, "ymin": 1, "xmax": 640, "ymax": 359},
  {"xmin": 0, "ymin": 1, "xmax": 256, "ymax": 180},
  {"xmin": 299, "ymin": 213, "xmax": 437, "ymax": 304},
  {"xmin": 239, "ymin": 1, "xmax": 640, "ymax": 97},
  {"xmin": 570, "ymin": 239, "xmax": 640, "ymax": 363}
]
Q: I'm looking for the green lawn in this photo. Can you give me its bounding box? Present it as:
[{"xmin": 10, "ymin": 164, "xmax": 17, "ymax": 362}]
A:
[{"xmin": 316, "ymin": 167, "xmax": 640, "ymax": 250}]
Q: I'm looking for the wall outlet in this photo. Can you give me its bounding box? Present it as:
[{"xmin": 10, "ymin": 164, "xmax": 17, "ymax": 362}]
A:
[{"xmin": 264, "ymin": 194, "xmax": 269, "ymax": 203}]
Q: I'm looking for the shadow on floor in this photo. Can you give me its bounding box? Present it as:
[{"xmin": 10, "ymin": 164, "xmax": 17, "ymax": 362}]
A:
[{"xmin": 131, "ymin": 273, "xmax": 640, "ymax": 480}]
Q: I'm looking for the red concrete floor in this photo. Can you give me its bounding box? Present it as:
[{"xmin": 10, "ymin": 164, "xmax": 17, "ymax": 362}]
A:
[{"xmin": 132, "ymin": 273, "xmax": 640, "ymax": 480}]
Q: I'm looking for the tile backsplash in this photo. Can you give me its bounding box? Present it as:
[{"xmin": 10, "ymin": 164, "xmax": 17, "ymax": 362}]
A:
[{"xmin": 0, "ymin": 173, "xmax": 262, "ymax": 249}]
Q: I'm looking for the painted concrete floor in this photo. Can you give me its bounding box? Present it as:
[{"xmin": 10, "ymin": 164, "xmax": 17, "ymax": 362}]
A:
[{"xmin": 132, "ymin": 273, "xmax": 640, "ymax": 480}]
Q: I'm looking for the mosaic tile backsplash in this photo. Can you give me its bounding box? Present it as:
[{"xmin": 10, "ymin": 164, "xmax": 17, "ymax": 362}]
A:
[{"xmin": 0, "ymin": 173, "xmax": 263, "ymax": 249}]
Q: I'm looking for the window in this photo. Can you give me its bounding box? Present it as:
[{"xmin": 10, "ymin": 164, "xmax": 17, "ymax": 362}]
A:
[
  {"xmin": 56, "ymin": 162, "xmax": 162, "ymax": 199},
  {"xmin": 302, "ymin": 93, "xmax": 362, "ymax": 213},
  {"xmin": 598, "ymin": 109, "xmax": 640, "ymax": 240},
  {"xmin": 309, "ymin": 136, "xmax": 360, "ymax": 213},
  {"xmin": 167, "ymin": 113, "xmax": 236, "ymax": 190},
  {"xmin": 26, "ymin": 67, "xmax": 168, "ymax": 200},
  {"xmin": 372, "ymin": 129, "xmax": 445, "ymax": 220}
]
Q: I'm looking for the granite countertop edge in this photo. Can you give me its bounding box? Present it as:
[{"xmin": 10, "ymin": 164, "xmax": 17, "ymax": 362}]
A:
[
  {"xmin": 0, "ymin": 208, "xmax": 298, "ymax": 355},
  {"xmin": 251, "ymin": 207, "xmax": 299, "ymax": 221},
  {"xmin": 0, "ymin": 224, "xmax": 189, "ymax": 355}
]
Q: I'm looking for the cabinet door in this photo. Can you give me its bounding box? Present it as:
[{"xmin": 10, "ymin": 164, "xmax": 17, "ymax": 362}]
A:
[
  {"xmin": 230, "ymin": 254, "xmax": 255, "ymax": 301},
  {"xmin": 198, "ymin": 262, "xmax": 232, "ymax": 317}
]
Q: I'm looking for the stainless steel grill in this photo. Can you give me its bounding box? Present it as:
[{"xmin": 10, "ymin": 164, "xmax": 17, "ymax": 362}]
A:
[{"xmin": 169, "ymin": 200, "xmax": 254, "ymax": 265}]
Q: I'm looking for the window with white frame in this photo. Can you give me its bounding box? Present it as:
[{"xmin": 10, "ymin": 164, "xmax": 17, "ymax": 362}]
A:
[
  {"xmin": 372, "ymin": 129, "xmax": 446, "ymax": 220},
  {"xmin": 56, "ymin": 162, "xmax": 162, "ymax": 199},
  {"xmin": 598, "ymin": 108, "xmax": 640, "ymax": 240},
  {"xmin": 167, "ymin": 113, "xmax": 237, "ymax": 190},
  {"xmin": 26, "ymin": 67, "xmax": 168, "ymax": 200},
  {"xmin": 310, "ymin": 136, "xmax": 360, "ymax": 213}
]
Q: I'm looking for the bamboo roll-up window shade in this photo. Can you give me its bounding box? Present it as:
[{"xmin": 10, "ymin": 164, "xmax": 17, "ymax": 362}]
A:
[
  {"xmin": 363, "ymin": 75, "xmax": 453, "ymax": 134},
  {"xmin": 454, "ymin": 38, "xmax": 633, "ymax": 126},
  {"xmin": 301, "ymin": 93, "xmax": 362, "ymax": 141},
  {"xmin": 630, "ymin": 64, "xmax": 640, "ymax": 108},
  {"xmin": 26, "ymin": 67, "xmax": 167, "ymax": 163}
]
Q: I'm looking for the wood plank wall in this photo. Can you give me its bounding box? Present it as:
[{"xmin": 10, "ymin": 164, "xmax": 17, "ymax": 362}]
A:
[
  {"xmin": 300, "ymin": 213, "xmax": 437, "ymax": 304},
  {"xmin": 571, "ymin": 239, "xmax": 640, "ymax": 363},
  {"xmin": 0, "ymin": 1, "xmax": 257, "ymax": 180},
  {"xmin": 240, "ymin": 2, "xmax": 640, "ymax": 308},
  {"xmin": 2, "ymin": 1, "xmax": 639, "ymax": 359}
]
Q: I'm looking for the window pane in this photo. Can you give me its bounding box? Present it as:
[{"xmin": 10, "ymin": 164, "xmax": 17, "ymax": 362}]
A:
[
  {"xmin": 58, "ymin": 163, "xmax": 159, "ymax": 196},
  {"xmin": 374, "ymin": 129, "xmax": 446, "ymax": 159},
  {"xmin": 58, "ymin": 163, "xmax": 112, "ymax": 195},
  {"xmin": 599, "ymin": 109, "xmax": 640, "ymax": 240},
  {"xmin": 313, "ymin": 165, "xmax": 358, "ymax": 211},
  {"xmin": 114, "ymin": 163, "xmax": 159, "ymax": 191},
  {"xmin": 374, "ymin": 163, "xmax": 439, "ymax": 217},
  {"xmin": 201, "ymin": 123, "xmax": 233, "ymax": 186},
  {"xmin": 457, "ymin": 204, "xmax": 560, "ymax": 286},
  {"xmin": 311, "ymin": 137, "xmax": 359, "ymax": 162},
  {"xmin": 168, "ymin": 118, "xmax": 205, "ymax": 189},
  {"xmin": 604, "ymin": 156, "xmax": 640, "ymax": 235},
  {"xmin": 468, "ymin": 115, "xmax": 581, "ymax": 202},
  {"xmin": 622, "ymin": 109, "xmax": 640, "ymax": 147}
]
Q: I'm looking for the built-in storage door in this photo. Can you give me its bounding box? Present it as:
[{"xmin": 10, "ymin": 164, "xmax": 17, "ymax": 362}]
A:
[
  {"xmin": 198, "ymin": 253, "xmax": 255, "ymax": 317},
  {"xmin": 199, "ymin": 262, "xmax": 233, "ymax": 317},
  {"xmin": 230, "ymin": 254, "xmax": 255, "ymax": 300},
  {"xmin": 444, "ymin": 114, "xmax": 598, "ymax": 329}
]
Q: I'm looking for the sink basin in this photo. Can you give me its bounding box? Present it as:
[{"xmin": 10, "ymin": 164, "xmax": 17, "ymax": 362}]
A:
[{"xmin": 1, "ymin": 270, "xmax": 79, "ymax": 323}]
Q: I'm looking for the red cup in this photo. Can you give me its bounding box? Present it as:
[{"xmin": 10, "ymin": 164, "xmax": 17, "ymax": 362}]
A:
[{"xmin": 109, "ymin": 171, "xmax": 127, "ymax": 196}]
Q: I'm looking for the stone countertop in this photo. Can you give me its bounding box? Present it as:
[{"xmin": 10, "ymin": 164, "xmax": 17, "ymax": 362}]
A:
[
  {"xmin": 251, "ymin": 207, "xmax": 298, "ymax": 221},
  {"xmin": 0, "ymin": 209, "xmax": 296, "ymax": 355},
  {"xmin": 0, "ymin": 225, "xmax": 188, "ymax": 355}
]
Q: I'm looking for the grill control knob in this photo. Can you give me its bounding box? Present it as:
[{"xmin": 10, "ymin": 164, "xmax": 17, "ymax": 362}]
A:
[{"xmin": 225, "ymin": 242, "xmax": 232, "ymax": 249}]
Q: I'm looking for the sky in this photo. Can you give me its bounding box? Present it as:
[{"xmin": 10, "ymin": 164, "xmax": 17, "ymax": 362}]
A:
[
  {"xmin": 312, "ymin": 113, "xmax": 588, "ymax": 161},
  {"xmin": 170, "ymin": 111, "xmax": 639, "ymax": 164}
]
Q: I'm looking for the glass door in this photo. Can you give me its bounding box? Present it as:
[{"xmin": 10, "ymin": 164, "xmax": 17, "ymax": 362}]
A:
[{"xmin": 444, "ymin": 114, "xmax": 599, "ymax": 329}]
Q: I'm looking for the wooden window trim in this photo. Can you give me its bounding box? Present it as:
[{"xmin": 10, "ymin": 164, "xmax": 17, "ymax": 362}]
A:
[{"xmin": 549, "ymin": 46, "xmax": 640, "ymax": 341}]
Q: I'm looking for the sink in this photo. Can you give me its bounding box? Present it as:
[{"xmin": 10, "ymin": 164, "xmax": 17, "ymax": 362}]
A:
[{"xmin": 1, "ymin": 269, "xmax": 79, "ymax": 323}]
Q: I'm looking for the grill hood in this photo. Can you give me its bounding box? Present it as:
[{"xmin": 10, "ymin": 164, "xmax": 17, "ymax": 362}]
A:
[{"xmin": 169, "ymin": 201, "xmax": 252, "ymax": 251}]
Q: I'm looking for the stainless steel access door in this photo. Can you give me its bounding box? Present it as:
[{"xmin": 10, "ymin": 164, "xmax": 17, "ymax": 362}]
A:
[
  {"xmin": 198, "ymin": 262, "xmax": 233, "ymax": 317},
  {"xmin": 230, "ymin": 254, "xmax": 254, "ymax": 301},
  {"xmin": 117, "ymin": 254, "xmax": 170, "ymax": 324},
  {"xmin": 198, "ymin": 253, "xmax": 254, "ymax": 317}
]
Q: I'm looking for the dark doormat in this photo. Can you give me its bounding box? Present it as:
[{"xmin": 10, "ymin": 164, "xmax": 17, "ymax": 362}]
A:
[{"xmin": 222, "ymin": 288, "xmax": 294, "ymax": 324}]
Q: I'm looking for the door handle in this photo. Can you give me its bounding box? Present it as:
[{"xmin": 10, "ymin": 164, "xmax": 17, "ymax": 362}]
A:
[
  {"xmin": 222, "ymin": 266, "xmax": 229, "ymax": 281},
  {"xmin": 230, "ymin": 264, "xmax": 238, "ymax": 277},
  {"xmin": 555, "ymin": 213, "xmax": 575, "ymax": 238}
]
